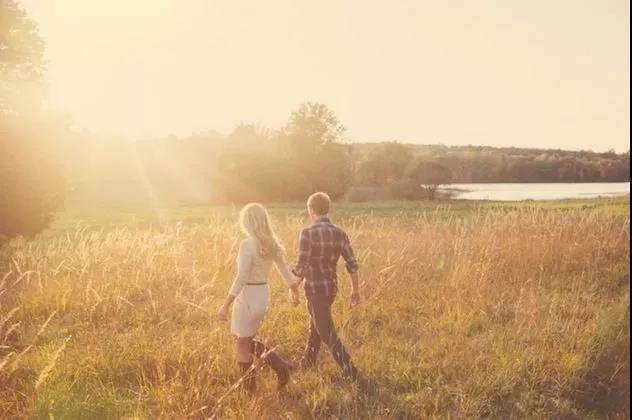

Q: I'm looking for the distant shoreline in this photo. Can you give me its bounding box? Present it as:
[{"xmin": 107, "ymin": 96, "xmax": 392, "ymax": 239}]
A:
[{"xmin": 442, "ymin": 182, "xmax": 630, "ymax": 201}]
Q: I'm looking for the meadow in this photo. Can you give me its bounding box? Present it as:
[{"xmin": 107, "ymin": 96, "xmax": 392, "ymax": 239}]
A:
[{"xmin": 0, "ymin": 198, "xmax": 629, "ymax": 419}]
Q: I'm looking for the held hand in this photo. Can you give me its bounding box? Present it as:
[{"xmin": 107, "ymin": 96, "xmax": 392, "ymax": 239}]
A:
[
  {"xmin": 349, "ymin": 290, "xmax": 360, "ymax": 307},
  {"xmin": 288, "ymin": 288, "xmax": 300, "ymax": 307}
]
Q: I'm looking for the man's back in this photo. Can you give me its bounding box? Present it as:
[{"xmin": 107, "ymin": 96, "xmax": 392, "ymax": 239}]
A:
[
  {"xmin": 294, "ymin": 192, "xmax": 360, "ymax": 380},
  {"xmin": 293, "ymin": 217, "xmax": 358, "ymax": 296}
]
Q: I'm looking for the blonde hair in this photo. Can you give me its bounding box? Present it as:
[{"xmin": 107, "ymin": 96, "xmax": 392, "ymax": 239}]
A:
[
  {"xmin": 307, "ymin": 192, "xmax": 331, "ymax": 216},
  {"xmin": 239, "ymin": 203, "xmax": 284, "ymax": 259}
]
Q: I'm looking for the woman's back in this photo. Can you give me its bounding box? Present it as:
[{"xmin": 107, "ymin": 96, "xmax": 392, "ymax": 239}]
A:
[
  {"xmin": 229, "ymin": 237, "xmax": 294, "ymax": 294},
  {"xmin": 240, "ymin": 237, "xmax": 276, "ymax": 283}
]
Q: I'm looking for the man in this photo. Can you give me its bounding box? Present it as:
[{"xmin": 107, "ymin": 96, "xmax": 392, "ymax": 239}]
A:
[{"xmin": 292, "ymin": 192, "xmax": 360, "ymax": 380}]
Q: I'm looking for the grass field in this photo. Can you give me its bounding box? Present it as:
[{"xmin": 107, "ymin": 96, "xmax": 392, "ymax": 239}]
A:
[{"xmin": 0, "ymin": 198, "xmax": 629, "ymax": 419}]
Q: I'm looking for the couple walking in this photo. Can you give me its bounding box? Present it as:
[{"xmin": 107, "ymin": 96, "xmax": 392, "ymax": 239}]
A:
[{"xmin": 217, "ymin": 192, "xmax": 361, "ymax": 392}]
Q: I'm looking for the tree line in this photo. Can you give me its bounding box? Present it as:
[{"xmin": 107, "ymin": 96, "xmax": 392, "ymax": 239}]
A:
[
  {"xmin": 349, "ymin": 142, "xmax": 630, "ymax": 200},
  {"xmin": 59, "ymin": 126, "xmax": 629, "ymax": 207}
]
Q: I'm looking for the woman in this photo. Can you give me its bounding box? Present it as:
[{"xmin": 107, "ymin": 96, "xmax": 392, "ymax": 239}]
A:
[{"xmin": 217, "ymin": 203, "xmax": 300, "ymax": 392}]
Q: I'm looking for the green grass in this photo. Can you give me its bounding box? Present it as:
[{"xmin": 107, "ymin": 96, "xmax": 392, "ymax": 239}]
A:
[
  {"xmin": 1, "ymin": 197, "xmax": 629, "ymax": 418},
  {"xmin": 52, "ymin": 197, "xmax": 630, "ymax": 231}
]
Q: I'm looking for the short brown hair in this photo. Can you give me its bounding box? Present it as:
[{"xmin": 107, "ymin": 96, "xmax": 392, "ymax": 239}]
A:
[{"xmin": 307, "ymin": 192, "xmax": 331, "ymax": 216}]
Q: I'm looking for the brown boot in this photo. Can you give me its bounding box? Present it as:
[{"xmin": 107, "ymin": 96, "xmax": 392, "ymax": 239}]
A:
[
  {"xmin": 238, "ymin": 361, "xmax": 256, "ymax": 393},
  {"xmin": 253, "ymin": 340, "xmax": 292, "ymax": 390}
]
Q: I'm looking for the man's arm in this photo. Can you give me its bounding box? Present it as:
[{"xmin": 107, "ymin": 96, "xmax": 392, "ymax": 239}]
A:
[
  {"xmin": 341, "ymin": 232, "xmax": 360, "ymax": 305},
  {"xmin": 348, "ymin": 271, "xmax": 360, "ymax": 305}
]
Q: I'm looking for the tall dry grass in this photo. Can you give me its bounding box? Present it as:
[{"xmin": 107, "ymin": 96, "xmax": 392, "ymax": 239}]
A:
[{"xmin": 0, "ymin": 205, "xmax": 629, "ymax": 418}]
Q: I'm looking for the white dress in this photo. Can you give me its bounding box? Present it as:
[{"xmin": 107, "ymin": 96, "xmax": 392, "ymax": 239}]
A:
[{"xmin": 229, "ymin": 238, "xmax": 296, "ymax": 337}]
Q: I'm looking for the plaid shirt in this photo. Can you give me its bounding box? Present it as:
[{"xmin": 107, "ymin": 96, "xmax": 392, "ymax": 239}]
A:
[{"xmin": 292, "ymin": 217, "xmax": 359, "ymax": 296}]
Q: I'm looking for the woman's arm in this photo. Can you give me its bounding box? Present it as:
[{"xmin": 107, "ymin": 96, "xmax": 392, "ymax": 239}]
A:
[
  {"xmin": 275, "ymin": 255, "xmax": 302, "ymax": 306},
  {"xmin": 274, "ymin": 255, "xmax": 301, "ymax": 287},
  {"xmin": 217, "ymin": 294, "xmax": 235, "ymax": 320},
  {"xmin": 218, "ymin": 240, "xmax": 253, "ymax": 319}
]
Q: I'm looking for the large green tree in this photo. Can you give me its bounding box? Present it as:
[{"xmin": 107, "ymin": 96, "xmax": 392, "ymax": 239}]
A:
[
  {"xmin": 0, "ymin": 0, "xmax": 45, "ymax": 115},
  {"xmin": 209, "ymin": 103, "xmax": 354, "ymax": 203},
  {"xmin": 1, "ymin": 1, "xmax": 64, "ymax": 240},
  {"xmin": 285, "ymin": 102, "xmax": 345, "ymax": 149},
  {"xmin": 283, "ymin": 103, "xmax": 352, "ymax": 199}
]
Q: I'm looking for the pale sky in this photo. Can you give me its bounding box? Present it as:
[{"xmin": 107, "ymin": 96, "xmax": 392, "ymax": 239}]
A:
[{"xmin": 18, "ymin": 0, "xmax": 631, "ymax": 151}]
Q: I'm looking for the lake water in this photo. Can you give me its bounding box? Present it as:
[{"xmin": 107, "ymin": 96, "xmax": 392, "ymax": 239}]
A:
[{"xmin": 444, "ymin": 182, "xmax": 630, "ymax": 201}]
